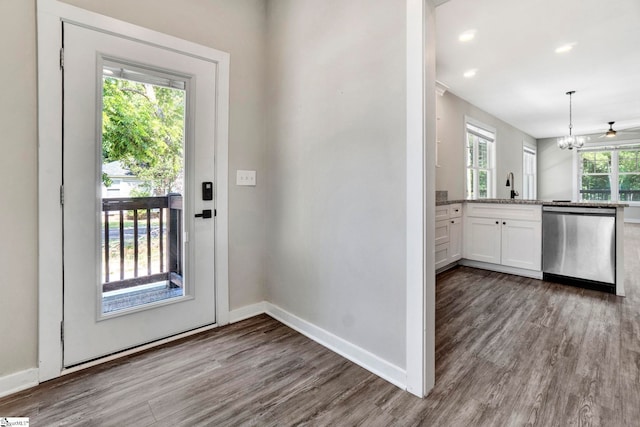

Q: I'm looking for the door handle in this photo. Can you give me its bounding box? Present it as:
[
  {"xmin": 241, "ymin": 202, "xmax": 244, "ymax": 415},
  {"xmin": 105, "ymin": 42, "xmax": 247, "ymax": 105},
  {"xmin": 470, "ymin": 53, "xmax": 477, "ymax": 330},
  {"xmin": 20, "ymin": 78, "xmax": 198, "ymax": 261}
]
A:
[{"xmin": 195, "ymin": 209, "xmax": 212, "ymax": 219}]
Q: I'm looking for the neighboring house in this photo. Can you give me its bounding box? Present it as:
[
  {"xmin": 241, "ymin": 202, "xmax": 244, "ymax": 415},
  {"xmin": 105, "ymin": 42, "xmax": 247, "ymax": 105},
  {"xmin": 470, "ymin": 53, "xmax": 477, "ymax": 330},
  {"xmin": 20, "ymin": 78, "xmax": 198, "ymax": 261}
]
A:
[{"xmin": 101, "ymin": 161, "xmax": 145, "ymax": 198}]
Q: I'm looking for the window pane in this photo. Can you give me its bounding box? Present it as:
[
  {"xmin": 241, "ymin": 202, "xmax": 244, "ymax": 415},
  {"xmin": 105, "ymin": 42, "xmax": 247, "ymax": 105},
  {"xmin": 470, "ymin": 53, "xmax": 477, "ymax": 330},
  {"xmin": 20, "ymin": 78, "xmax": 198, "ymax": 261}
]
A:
[
  {"xmin": 581, "ymin": 175, "xmax": 611, "ymax": 201},
  {"xmin": 467, "ymin": 169, "xmax": 475, "ymax": 199},
  {"xmin": 523, "ymin": 149, "xmax": 536, "ymax": 199},
  {"xmin": 619, "ymin": 173, "xmax": 640, "ymax": 201},
  {"xmin": 478, "ymin": 170, "xmax": 488, "ymax": 198},
  {"xmin": 466, "ymin": 119, "xmax": 495, "ymax": 200},
  {"xmin": 619, "ymin": 150, "xmax": 640, "ymax": 173},
  {"xmin": 478, "ymin": 139, "xmax": 488, "ymax": 168},
  {"xmin": 594, "ymin": 152, "xmax": 611, "ymax": 173},
  {"xmin": 581, "ymin": 152, "xmax": 611, "ymax": 174},
  {"xmin": 467, "ymin": 135, "xmax": 475, "ymax": 167}
]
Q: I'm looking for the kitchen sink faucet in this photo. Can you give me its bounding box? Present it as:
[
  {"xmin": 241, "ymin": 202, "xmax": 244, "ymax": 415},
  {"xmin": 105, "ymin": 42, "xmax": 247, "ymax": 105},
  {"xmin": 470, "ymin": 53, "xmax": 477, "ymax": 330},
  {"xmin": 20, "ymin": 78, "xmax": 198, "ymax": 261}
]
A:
[{"xmin": 506, "ymin": 172, "xmax": 519, "ymax": 199}]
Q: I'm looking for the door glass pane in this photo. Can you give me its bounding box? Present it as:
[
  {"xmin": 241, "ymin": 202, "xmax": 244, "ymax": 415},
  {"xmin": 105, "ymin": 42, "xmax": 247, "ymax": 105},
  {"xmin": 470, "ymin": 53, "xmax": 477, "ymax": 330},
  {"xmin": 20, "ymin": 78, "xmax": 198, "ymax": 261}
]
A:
[{"xmin": 101, "ymin": 64, "xmax": 186, "ymax": 315}]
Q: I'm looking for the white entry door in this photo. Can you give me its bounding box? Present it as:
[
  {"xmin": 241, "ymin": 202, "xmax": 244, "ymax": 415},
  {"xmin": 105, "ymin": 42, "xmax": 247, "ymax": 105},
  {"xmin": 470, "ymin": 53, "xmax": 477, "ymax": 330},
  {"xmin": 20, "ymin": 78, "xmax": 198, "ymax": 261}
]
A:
[{"xmin": 63, "ymin": 22, "xmax": 218, "ymax": 366}]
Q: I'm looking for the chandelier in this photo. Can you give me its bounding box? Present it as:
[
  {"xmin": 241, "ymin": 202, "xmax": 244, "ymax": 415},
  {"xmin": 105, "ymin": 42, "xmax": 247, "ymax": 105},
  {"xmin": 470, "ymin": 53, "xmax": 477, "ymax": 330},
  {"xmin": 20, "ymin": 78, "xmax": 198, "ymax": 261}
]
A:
[{"xmin": 557, "ymin": 90, "xmax": 585, "ymax": 150}]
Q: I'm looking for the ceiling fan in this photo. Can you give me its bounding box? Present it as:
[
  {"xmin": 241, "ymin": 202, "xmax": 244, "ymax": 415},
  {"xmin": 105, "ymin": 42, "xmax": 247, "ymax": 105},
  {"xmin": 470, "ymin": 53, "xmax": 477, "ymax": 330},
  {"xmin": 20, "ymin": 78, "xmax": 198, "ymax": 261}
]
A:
[{"xmin": 598, "ymin": 121, "xmax": 640, "ymax": 138}]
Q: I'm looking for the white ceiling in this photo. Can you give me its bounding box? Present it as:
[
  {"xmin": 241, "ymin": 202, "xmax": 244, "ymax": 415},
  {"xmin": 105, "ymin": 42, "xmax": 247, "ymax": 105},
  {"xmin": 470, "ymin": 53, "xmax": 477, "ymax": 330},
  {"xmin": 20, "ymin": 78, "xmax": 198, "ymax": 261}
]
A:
[{"xmin": 435, "ymin": 0, "xmax": 640, "ymax": 139}]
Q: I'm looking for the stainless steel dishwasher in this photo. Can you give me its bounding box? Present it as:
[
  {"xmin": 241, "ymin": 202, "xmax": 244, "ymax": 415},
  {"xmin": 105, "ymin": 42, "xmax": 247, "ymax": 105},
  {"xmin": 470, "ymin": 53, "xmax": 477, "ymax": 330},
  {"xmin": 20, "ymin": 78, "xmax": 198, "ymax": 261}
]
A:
[{"xmin": 542, "ymin": 206, "xmax": 616, "ymax": 292}]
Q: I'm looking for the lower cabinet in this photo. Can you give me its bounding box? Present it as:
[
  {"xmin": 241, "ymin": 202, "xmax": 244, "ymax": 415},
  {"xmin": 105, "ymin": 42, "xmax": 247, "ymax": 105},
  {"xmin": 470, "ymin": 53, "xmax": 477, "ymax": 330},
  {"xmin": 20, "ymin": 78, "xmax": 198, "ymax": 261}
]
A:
[
  {"xmin": 436, "ymin": 202, "xmax": 542, "ymax": 273},
  {"xmin": 464, "ymin": 217, "xmax": 501, "ymax": 264},
  {"xmin": 500, "ymin": 219, "xmax": 541, "ymax": 270},
  {"xmin": 435, "ymin": 203, "xmax": 462, "ymax": 270},
  {"xmin": 463, "ymin": 203, "xmax": 542, "ymax": 272},
  {"xmin": 449, "ymin": 217, "xmax": 463, "ymax": 261}
]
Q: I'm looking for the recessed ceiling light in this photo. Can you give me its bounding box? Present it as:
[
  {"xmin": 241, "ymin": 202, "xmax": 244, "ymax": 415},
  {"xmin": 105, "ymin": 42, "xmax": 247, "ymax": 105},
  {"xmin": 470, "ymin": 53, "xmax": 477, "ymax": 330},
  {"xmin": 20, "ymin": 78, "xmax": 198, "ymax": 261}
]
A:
[
  {"xmin": 458, "ymin": 30, "xmax": 476, "ymax": 42},
  {"xmin": 555, "ymin": 43, "xmax": 576, "ymax": 54},
  {"xmin": 463, "ymin": 69, "xmax": 477, "ymax": 78}
]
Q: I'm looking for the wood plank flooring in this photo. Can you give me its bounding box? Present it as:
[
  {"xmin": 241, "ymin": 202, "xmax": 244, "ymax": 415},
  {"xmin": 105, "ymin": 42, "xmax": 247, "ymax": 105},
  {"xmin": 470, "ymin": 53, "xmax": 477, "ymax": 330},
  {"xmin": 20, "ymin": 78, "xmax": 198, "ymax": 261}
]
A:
[{"xmin": 1, "ymin": 224, "xmax": 639, "ymax": 426}]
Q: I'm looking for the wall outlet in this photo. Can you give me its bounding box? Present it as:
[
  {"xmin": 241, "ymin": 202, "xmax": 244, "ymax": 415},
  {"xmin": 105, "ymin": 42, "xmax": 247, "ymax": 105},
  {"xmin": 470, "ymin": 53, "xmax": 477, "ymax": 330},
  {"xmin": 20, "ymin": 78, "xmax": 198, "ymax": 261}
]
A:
[{"xmin": 236, "ymin": 170, "xmax": 257, "ymax": 186}]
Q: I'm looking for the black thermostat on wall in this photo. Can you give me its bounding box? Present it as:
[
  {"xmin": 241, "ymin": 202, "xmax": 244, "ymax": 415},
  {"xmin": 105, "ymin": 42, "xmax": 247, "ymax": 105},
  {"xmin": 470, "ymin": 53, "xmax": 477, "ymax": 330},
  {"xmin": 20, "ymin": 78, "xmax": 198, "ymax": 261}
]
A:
[{"xmin": 202, "ymin": 182, "xmax": 213, "ymax": 200}]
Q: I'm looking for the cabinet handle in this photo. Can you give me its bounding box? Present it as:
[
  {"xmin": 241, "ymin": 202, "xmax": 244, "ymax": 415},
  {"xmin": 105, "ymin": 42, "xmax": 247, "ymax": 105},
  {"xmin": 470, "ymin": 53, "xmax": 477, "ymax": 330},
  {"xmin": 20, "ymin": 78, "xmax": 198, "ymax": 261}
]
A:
[
  {"xmin": 451, "ymin": 220, "xmax": 454, "ymax": 224},
  {"xmin": 503, "ymin": 221, "xmax": 506, "ymax": 225},
  {"xmin": 495, "ymin": 221, "xmax": 499, "ymax": 224}
]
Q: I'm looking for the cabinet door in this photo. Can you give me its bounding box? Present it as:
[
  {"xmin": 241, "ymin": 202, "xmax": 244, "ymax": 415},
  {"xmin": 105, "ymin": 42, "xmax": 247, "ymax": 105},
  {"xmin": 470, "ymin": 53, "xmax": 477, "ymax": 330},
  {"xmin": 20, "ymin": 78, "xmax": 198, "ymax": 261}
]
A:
[
  {"xmin": 464, "ymin": 217, "xmax": 501, "ymax": 264},
  {"xmin": 501, "ymin": 219, "xmax": 541, "ymax": 270},
  {"xmin": 449, "ymin": 217, "xmax": 462, "ymax": 262}
]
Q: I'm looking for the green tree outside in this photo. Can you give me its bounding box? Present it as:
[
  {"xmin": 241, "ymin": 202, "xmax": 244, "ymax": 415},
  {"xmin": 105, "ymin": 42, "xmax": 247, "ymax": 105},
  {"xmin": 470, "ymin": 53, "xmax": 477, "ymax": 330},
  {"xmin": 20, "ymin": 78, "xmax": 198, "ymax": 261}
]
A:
[{"xmin": 102, "ymin": 77, "xmax": 185, "ymax": 196}]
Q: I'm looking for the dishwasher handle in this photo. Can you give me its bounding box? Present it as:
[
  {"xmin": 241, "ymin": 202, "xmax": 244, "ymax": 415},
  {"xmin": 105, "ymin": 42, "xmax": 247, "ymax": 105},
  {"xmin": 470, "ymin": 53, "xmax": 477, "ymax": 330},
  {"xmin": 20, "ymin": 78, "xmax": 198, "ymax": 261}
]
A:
[{"xmin": 542, "ymin": 206, "xmax": 616, "ymax": 216}]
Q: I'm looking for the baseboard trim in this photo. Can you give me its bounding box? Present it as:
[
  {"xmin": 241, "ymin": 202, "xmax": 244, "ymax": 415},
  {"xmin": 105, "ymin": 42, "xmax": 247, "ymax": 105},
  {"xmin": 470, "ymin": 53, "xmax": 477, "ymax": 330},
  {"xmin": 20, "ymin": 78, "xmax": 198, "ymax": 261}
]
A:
[
  {"xmin": 459, "ymin": 259, "xmax": 543, "ymax": 279},
  {"xmin": 0, "ymin": 368, "xmax": 39, "ymax": 399},
  {"xmin": 624, "ymin": 218, "xmax": 640, "ymax": 224},
  {"xmin": 264, "ymin": 302, "xmax": 407, "ymax": 390},
  {"xmin": 229, "ymin": 301, "xmax": 267, "ymax": 323}
]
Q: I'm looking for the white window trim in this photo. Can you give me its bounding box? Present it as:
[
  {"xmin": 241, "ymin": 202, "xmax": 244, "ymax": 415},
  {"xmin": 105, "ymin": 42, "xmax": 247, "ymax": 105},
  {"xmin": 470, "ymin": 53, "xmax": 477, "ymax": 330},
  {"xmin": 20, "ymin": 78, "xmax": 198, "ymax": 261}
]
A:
[
  {"xmin": 522, "ymin": 145, "xmax": 537, "ymax": 200},
  {"xmin": 464, "ymin": 116, "xmax": 497, "ymax": 199},
  {"xmin": 575, "ymin": 138, "xmax": 640, "ymax": 206},
  {"xmin": 37, "ymin": 0, "xmax": 230, "ymax": 382}
]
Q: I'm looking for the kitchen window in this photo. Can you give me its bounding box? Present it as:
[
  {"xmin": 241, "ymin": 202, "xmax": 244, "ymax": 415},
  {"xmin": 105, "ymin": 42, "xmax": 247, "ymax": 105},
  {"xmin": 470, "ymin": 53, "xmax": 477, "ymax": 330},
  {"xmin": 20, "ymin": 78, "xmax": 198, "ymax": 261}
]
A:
[
  {"xmin": 465, "ymin": 118, "xmax": 496, "ymax": 199},
  {"xmin": 522, "ymin": 146, "xmax": 537, "ymax": 199},
  {"xmin": 578, "ymin": 144, "xmax": 640, "ymax": 203}
]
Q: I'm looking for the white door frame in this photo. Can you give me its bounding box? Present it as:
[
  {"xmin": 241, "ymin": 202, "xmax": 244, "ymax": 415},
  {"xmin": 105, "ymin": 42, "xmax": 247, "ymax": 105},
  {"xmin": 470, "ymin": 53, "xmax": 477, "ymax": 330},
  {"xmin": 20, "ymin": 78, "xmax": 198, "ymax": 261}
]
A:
[
  {"xmin": 36, "ymin": 0, "xmax": 230, "ymax": 382},
  {"xmin": 405, "ymin": 0, "xmax": 436, "ymax": 397}
]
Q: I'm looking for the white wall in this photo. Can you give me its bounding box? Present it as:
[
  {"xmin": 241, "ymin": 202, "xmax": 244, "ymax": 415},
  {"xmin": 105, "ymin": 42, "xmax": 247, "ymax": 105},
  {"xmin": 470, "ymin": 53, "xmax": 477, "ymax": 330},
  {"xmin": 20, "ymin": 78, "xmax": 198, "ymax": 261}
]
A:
[
  {"xmin": 265, "ymin": 0, "xmax": 407, "ymax": 368},
  {"xmin": 537, "ymin": 137, "xmax": 574, "ymax": 201},
  {"xmin": 0, "ymin": 0, "xmax": 268, "ymax": 380},
  {"xmin": 0, "ymin": 0, "xmax": 38, "ymax": 378},
  {"xmin": 436, "ymin": 91, "xmax": 537, "ymax": 200}
]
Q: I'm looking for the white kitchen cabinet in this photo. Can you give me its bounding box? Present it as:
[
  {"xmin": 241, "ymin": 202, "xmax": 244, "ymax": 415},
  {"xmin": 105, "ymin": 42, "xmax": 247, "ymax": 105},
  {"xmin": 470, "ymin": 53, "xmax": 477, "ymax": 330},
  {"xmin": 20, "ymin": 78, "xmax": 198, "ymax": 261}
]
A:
[
  {"xmin": 435, "ymin": 205, "xmax": 450, "ymax": 222},
  {"xmin": 464, "ymin": 217, "xmax": 501, "ymax": 264},
  {"xmin": 501, "ymin": 219, "xmax": 541, "ymax": 270},
  {"xmin": 463, "ymin": 203, "xmax": 542, "ymax": 272},
  {"xmin": 435, "ymin": 203, "xmax": 463, "ymax": 270},
  {"xmin": 435, "ymin": 219, "xmax": 450, "ymax": 246},
  {"xmin": 449, "ymin": 217, "xmax": 463, "ymax": 261},
  {"xmin": 435, "ymin": 243, "xmax": 450, "ymax": 269}
]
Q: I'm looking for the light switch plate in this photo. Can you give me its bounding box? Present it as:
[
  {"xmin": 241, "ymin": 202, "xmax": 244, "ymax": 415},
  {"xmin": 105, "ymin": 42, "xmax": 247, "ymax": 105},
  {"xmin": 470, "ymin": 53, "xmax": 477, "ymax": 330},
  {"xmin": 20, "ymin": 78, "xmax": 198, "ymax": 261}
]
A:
[{"xmin": 236, "ymin": 170, "xmax": 256, "ymax": 186}]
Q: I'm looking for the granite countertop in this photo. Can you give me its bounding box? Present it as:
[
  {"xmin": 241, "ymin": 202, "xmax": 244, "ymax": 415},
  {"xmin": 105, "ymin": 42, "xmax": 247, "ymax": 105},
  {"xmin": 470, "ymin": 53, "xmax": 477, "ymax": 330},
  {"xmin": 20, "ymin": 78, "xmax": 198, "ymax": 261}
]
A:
[{"xmin": 436, "ymin": 198, "xmax": 628, "ymax": 208}]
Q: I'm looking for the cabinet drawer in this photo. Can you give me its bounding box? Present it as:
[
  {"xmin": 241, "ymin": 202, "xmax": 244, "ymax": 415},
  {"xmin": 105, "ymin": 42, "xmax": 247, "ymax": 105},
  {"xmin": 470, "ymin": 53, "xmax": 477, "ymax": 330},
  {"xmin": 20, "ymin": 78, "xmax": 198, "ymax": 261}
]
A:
[
  {"xmin": 435, "ymin": 243, "xmax": 450, "ymax": 270},
  {"xmin": 449, "ymin": 203, "xmax": 462, "ymax": 218},
  {"xmin": 435, "ymin": 205, "xmax": 450, "ymax": 222},
  {"xmin": 465, "ymin": 203, "xmax": 541, "ymax": 221},
  {"xmin": 435, "ymin": 220, "xmax": 450, "ymax": 245}
]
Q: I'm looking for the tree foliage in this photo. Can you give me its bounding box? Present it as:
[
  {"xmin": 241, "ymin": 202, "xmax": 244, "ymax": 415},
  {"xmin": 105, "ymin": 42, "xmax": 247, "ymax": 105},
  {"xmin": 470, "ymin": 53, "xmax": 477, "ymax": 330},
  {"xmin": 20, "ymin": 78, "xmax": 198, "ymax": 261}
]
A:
[
  {"xmin": 102, "ymin": 77, "xmax": 185, "ymax": 196},
  {"xmin": 580, "ymin": 149, "xmax": 640, "ymax": 201}
]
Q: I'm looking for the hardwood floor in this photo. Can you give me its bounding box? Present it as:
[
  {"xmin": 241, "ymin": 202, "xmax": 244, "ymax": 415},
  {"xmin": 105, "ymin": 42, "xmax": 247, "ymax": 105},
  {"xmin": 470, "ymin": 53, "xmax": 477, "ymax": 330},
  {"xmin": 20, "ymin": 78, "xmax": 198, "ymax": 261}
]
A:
[{"xmin": 1, "ymin": 224, "xmax": 639, "ymax": 426}]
